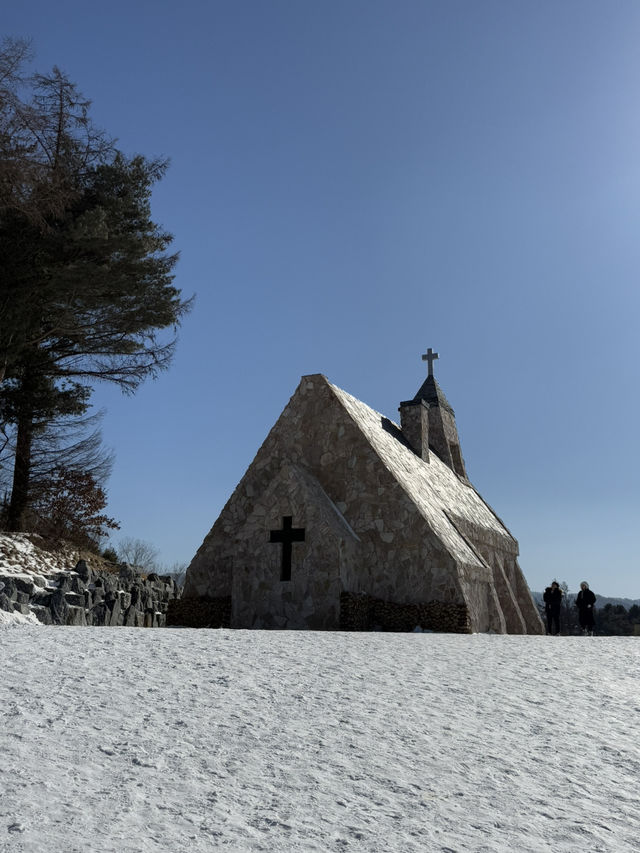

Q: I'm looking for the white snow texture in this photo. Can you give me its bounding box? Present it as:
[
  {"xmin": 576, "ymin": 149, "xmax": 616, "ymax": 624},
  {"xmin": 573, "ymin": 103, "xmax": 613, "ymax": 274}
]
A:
[{"xmin": 0, "ymin": 627, "xmax": 638, "ymax": 852}]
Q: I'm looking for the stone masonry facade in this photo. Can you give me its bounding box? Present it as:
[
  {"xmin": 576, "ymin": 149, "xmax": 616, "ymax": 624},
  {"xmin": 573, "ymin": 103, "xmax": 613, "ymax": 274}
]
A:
[{"xmin": 183, "ymin": 373, "xmax": 543, "ymax": 634}]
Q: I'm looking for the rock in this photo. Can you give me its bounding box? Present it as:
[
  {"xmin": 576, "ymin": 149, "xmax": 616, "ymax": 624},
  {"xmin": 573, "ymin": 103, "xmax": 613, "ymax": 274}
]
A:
[
  {"xmin": 66, "ymin": 605, "xmax": 87, "ymax": 626},
  {"xmin": 103, "ymin": 575, "xmax": 118, "ymax": 594},
  {"xmin": 119, "ymin": 564, "xmax": 140, "ymax": 584},
  {"xmin": 32, "ymin": 591, "xmax": 52, "ymax": 607},
  {"xmin": 0, "ymin": 592, "xmax": 15, "ymax": 613},
  {"xmin": 123, "ymin": 605, "xmax": 137, "ymax": 626},
  {"xmin": 13, "ymin": 576, "xmax": 35, "ymax": 596},
  {"xmin": 158, "ymin": 576, "xmax": 179, "ymax": 598},
  {"xmin": 2, "ymin": 579, "xmax": 17, "ymax": 601},
  {"xmin": 70, "ymin": 575, "xmax": 86, "ymax": 594},
  {"xmin": 137, "ymin": 586, "xmax": 152, "ymax": 609},
  {"xmin": 55, "ymin": 573, "xmax": 72, "ymax": 592},
  {"xmin": 0, "ymin": 555, "xmax": 182, "ymax": 629},
  {"xmin": 91, "ymin": 602, "xmax": 108, "ymax": 626},
  {"xmin": 50, "ymin": 588, "xmax": 69, "ymax": 625},
  {"xmin": 108, "ymin": 596, "xmax": 122, "ymax": 626},
  {"xmin": 75, "ymin": 560, "xmax": 92, "ymax": 583},
  {"xmin": 31, "ymin": 604, "xmax": 53, "ymax": 625}
]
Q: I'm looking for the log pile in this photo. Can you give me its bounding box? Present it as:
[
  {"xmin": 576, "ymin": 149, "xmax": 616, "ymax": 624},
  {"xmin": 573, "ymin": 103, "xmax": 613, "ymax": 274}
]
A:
[
  {"xmin": 166, "ymin": 596, "xmax": 231, "ymax": 628},
  {"xmin": 339, "ymin": 591, "xmax": 471, "ymax": 633}
]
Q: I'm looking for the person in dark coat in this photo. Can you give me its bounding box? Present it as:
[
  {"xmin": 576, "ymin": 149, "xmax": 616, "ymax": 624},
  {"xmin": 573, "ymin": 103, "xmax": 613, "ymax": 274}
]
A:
[
  {"xmin": 576, "ymin": 581, "xmax": 596, "ymax": 635},
  {"xmin": 543, "ymin": 581, "xmax": 562, "ymax": 635}
]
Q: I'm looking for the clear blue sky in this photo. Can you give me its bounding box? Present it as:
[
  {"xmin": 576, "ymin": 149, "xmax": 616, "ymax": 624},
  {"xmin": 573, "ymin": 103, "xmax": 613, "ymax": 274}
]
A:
[{"xmin": 5, "ymin": 1, "xmax": 640, "ymax": 596}]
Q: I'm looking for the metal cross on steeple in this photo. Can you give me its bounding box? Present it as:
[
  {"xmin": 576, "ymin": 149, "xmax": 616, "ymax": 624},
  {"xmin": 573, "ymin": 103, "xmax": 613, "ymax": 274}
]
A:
[{"xmin": 421, "ymin": 347, "xmax": 439, "ymax": 377}]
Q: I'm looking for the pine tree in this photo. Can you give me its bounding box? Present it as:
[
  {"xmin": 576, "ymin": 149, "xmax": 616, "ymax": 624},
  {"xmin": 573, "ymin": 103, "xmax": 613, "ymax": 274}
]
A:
[{"xmin": 0, "ymin": 43, "xmax": 191, "ymax": 531}]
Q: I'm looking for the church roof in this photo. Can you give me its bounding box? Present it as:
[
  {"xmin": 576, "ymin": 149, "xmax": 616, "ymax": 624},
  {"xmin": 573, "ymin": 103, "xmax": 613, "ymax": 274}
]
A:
[
  {"xmin": 412, "ymin": 374, "xmax": 454, "ymax": 413},
  {"xmin": 326, "ymin": 378, "xmax": 516, "ymax": 567}
]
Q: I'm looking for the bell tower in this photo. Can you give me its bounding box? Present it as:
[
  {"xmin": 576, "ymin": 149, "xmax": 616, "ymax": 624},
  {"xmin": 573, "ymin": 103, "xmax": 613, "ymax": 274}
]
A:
[{"xmin": 400, "ymin": 348, "xmax": 467, "ymax": 479}]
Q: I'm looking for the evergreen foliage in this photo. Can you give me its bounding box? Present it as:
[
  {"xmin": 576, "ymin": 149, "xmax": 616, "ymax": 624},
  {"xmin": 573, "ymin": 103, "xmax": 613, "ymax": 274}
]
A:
[{"xmin": 0, "ymin": 38, "xmax": 191, "ymax": 535}]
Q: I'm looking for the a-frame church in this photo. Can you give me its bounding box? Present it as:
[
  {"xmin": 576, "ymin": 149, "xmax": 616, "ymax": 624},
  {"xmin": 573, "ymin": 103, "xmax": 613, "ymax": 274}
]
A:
[{"xmin": 179, "ymin": 352, "xmax": 543, "ymax": 633}]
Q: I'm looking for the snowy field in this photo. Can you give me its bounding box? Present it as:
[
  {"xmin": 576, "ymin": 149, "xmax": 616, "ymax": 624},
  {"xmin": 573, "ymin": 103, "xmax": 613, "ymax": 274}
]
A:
[{"xmin": 1, "ymin": 626, "xmax": 638, "ymax": 853}]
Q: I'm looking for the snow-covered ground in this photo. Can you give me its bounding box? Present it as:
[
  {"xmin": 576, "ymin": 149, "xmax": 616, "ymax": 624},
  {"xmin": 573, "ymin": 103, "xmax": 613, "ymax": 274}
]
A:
[
  {"xmin": 0, "ymin": 627, "xmax": 638, "ymax": 853},
  {"xmin": 0, "ymin": 532, "xmax": 107, "ymax": 585}
]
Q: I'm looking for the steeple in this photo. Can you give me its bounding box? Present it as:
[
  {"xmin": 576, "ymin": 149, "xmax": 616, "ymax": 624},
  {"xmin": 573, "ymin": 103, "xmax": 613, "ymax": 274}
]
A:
[
  {"xmin": 413, "ymin": 373, "xmax": 455, "ymax": 414},
  {"xmin": 399, "ymin": 349, "xmax": 468, "ymax": 479}
]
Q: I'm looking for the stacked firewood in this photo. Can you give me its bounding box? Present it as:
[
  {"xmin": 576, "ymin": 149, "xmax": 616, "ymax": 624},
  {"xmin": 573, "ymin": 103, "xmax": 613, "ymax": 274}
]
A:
[
  {"xmin": 167, "ymin": 596, "xmax": 231, "ymax": 628},
  {"xmin": 339, "ymin": 591, "xmax": 470, "ymax": 633},
  {"xmin": 339, "ymin": 590, "xmax": 372, "ymax": 630}
]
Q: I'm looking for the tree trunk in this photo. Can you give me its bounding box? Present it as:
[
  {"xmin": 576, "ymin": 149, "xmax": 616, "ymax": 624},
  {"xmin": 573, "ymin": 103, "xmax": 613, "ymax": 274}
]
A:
[{"xmin": 6, "ymin": 393, "xmax": 35, "ymax": 532}]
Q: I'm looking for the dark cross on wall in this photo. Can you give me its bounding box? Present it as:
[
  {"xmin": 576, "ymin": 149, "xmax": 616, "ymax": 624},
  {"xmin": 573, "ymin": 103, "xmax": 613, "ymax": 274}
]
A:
[
  {"xmin": 269, "ymin": 516, "xmax": 305, "ymax": 582},
  {"xmin": 422, "ymin": 347, "xmax": 439, "ymax": 377}
]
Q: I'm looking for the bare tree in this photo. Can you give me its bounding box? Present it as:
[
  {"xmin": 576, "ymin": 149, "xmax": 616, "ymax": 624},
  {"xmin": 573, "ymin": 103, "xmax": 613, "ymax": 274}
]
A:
[{"xmin": 117, "ymin": 537, "xmax": 160, "ymax": 573}]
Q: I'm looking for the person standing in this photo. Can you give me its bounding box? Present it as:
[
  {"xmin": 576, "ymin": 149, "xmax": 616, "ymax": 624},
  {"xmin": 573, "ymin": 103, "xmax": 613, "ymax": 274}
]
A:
[
  {"xmin": 576, "ymin": 581, "xmax": 596, "ymax": 635},
  {"xmin": 543, "ymin": 581, "xmax": 562, "ymax": 635}
]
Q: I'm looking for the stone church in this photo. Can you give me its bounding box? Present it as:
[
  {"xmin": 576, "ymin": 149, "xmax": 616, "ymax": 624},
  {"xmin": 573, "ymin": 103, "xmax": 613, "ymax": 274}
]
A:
[{"xmin": 179, "ymin": 352, "xmax": 543, "ymax": 634}]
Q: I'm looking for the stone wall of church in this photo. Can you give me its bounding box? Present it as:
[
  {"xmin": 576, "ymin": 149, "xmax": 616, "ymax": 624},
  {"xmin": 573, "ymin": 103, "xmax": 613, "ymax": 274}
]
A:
[
  {"xmin": 183, "ymin": 374, "xmax": 543, "ymax": 634},
  {"xmin": 286, "ymin": 377, "xmax": 465, "ymax": 608},
  {"xmin": 446, "ymin": 512, "xmax": 544, "ymax": 634},
  {"xmin": 501, "ymin": 554, "xmax": 545, "ymax": 634},
  {"xmin": 233, "ymin": 466, "xmax": 357, "ymax": 628},
  {"xmin": 184, "ymin": 376, "xmax": 468, "ymax": 628},
  {"xmin": 185, "ymin": 462, "xmax": 361, "ymax": 629},
  {"xmin": 457, "ymin": 569, "xmax": 507, "ymax": 634}
]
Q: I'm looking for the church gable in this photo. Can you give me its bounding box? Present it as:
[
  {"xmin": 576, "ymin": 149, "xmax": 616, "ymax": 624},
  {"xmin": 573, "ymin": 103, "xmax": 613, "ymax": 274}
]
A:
[
  {"xmin": 182, "ymin": 364, "xmax": 544, "ymax": 634},
  {"xmin": 185, "ymin": 374, "xmax": 464, "ymax": 616},
  {"xmin": 233, "ymin": 462, "xmax": 361, "ymax": 629},
  {"xmin": 184, "ymin": 455, "xmax": 360, "ymax": 629}
]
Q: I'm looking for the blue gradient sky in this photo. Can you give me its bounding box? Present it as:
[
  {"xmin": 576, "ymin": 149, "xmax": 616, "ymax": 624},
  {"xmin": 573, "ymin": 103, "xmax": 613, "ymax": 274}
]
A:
[{"xmin": 5, "ymin": 1, "xmax": 640, "ymax": 596}]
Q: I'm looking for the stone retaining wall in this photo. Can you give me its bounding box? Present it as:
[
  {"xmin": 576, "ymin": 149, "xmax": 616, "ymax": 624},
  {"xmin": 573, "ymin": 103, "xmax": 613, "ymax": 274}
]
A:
[
  {"xmin": 166, "ymin": 596, "xmax": 231, "ymax": 628},
  {"xmin": 0, "ymin": 561, "xmax": 180, "ymax": 627},
  {"xmin": 339, "ymin": 590, "xmax": 471, "ymax": 633}
]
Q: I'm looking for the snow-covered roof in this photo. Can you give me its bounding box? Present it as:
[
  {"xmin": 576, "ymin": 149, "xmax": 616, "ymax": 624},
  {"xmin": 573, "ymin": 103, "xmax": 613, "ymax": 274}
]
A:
[{"xmin": 330, "ymin": 381, "xmax": 516, "ymax": 566}]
